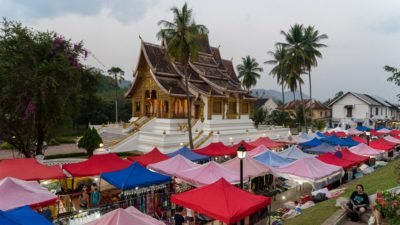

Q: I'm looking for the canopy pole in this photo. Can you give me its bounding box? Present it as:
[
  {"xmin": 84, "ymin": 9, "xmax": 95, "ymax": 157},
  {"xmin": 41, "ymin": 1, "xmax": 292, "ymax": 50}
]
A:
[
  {"xmin": 99, "ymin": 177, "xmax": 102, "ymax": 192},
  {"xmin": 268, "ymin": 204, "xmax": 271, "ymax": 225}
]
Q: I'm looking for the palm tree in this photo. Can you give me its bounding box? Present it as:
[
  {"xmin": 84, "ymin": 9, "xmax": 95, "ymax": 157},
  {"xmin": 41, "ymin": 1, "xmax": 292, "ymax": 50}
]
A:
[
  {"xmin": 157, "ymin": 3, "xmax": 208, "ymax": 149},
  {"xmin": 303, "ymin": 26, "xmax": 328, "ymax": 130},
  {"xmin": 278, "ymin": 24, "xmax": 309, "ymax": 131},
  {"xmin": 107, "ymin": 67, "xmax": 125, "ymax": 123},
  {"xmin": 236, "ymin": 56, "xmax": 263, "ymax": 91},
  {"xmin": 265, "ymin": 45, "xmax": 288, "ymax": 107},
  {"xmin": 286, "ymin": 72, "xmax": 302, "ymax": 102}
]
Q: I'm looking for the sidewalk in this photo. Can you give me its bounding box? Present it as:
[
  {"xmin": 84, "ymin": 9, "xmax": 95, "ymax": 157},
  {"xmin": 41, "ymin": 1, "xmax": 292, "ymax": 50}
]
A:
[{"xmin": 0, "ymin": 143, "xmax": 85, "ymax": 159}]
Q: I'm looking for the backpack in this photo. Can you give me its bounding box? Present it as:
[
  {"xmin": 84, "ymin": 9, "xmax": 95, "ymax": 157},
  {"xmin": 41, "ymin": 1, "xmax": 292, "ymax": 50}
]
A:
[{"xmin": 349, "ymin": 211, "xmax": 360, "ymax": 222}]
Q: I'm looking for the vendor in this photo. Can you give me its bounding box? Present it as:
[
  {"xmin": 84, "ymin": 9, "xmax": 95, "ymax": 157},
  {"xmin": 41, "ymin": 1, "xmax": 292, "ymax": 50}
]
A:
[{"xmin": 343, "ymin": 184, "xmax": 369, "ymax": 215}]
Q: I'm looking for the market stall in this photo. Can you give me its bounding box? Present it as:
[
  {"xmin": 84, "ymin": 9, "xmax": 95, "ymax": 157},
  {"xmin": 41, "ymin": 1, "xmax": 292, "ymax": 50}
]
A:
[
  {"xmin": 349, "ymin": 143, "xmax": 382, "ymax": 157},
  {"xmin": 171, "ymin": 178, "xmax": 272, "ymax": 224},
  {"xmin": 317, "ymin": 153, "xmax": 357, "ymax": 170},
  {"xmin": 232, "ymin": 140, "xmax": 256, "ymax": 150},
  {"xmin": 0, "ymin": 206, "xmax": 53, "ymax": 225},
  {"xmin": 248, "ymin": 137, "xmax": 285, "ymax": 149},
  {"xmin": 254, "ymin": 151, "xmax": 295, "ymax": 168},
  {"xmin": 166, "ymin": 146, "xmax": 209, "ymax": 162},
  {"xmin": 174, "ymin": 161, "xmax": 240, "ymax": 187},
  {"xmin": 299, "ymin": 138, "xmax": 323, "ymax": 148},
  {"xmin": 247, "ymin": 145, "xmax": 269, "ymax": 157},
  {"xmin": 303, "ymin": 142, "xmax": 337, "ymax": 155},
  {"xmin": 0, "ymin": 158, "xmax": 66, "ymax": 181},
  {"xmin": 84, "ymin": 207, "xmax": 165, "ymax": 225},
  {"xmin": 337, "ymin": 148, "xmax": 369, "ymax": 164},
  {"xmin": 147, "ymin": 155, "xmax": 200, "ymax": 177},
  {"xmin": 127, "ymin": 148, "xmax": 171, "ymax": 166},
  {"xmin": 272, "ymin": 157, "xmax": 344, "ymax": 190},
  {"xmin": 193, "ymin": 142, "xmax": 237, "ymax": 157},
  {"xmin": 0, "ymin": 177, "xmax": 58, "ymax": 211},
  {"xmin": 277, "ymin": 146, "xmax": 315, "ymax": 160}
]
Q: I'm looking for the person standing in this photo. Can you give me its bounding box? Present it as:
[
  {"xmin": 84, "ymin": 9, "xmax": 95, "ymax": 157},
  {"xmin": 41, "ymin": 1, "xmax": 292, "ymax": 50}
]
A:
[
  {"xmin": 79, "ymin": 185, "xmax": 89, "ymax": 209},
  {"xmin": 91, "ymin": 185, "xmax": 101, "ymax": 208},
  {"xmin": 174, "ymin": 206, "xmax": 185, "ymax": 225}
]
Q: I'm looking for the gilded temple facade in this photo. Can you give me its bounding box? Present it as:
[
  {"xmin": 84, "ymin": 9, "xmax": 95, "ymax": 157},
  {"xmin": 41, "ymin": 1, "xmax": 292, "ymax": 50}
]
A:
[{"xmin": 125, "ymin": 36, "xmax": 255, "ymax": 121}]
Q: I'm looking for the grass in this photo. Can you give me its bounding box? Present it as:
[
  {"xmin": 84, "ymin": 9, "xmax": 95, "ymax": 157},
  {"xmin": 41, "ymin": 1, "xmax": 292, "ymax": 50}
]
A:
[{"xmin": 285, "ymin": 159, "xmax": 400, "ymax": 225}]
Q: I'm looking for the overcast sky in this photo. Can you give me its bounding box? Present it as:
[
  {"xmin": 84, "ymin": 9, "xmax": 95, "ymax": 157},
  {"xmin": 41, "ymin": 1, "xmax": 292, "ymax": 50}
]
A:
[{"xmin": 2, "ymin": 0, "xmax": 400, "ymax": 102}]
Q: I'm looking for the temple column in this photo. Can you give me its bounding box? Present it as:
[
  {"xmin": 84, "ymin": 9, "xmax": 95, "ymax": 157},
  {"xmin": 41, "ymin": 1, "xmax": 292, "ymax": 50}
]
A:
[
  {"xmin": 141, "ymin": 94, "xmax": 145, "ymax": 117},
  {"xmin": 208, "ymin": 97, "xmax": 213, "ymax": 120},
  {"xmin": 238, "ymin": 99, "xmax": 242, "ymax": 119},
  {"xmin": 157, "ymin": 100, "xmax": 161, "ymax": 118},
  {"xmin": 222, "ymin": 100, "xmax": 226, "ymax": 120},
  {"xmin": 131, "ymin": 95, "xmax": 135, "ymax": 117}
]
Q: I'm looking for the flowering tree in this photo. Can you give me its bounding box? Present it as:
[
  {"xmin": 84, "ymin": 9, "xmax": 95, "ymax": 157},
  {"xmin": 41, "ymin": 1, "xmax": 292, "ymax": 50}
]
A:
[
  {"xmin": 375, "ymin": 190, "xmax": 400, "ymax": 225},
  {"xmin": 0, "ymin": 20, "xmax": 92, "ymax": 157}
]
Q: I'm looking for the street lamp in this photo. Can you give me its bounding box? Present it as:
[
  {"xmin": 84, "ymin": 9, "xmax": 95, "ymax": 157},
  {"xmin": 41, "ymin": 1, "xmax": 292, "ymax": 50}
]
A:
[
  {"xmin": 365, "ymin": 131, "xmax": 371, "ymax": 146},
  {"xmin": 237, "ymin": 143, "xmax": 247, "ymax": 225}
]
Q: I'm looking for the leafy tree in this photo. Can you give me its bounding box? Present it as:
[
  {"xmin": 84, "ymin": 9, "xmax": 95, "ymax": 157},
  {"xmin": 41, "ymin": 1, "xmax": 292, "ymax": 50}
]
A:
[
  {"xmin": 278, "ymin": 24, "xmax": 309, "ymax": 131},
  {"xmin": 157, "ymin": 3, "xmax": 208, "ymax": 149},
  {"xmin": 303, "ymin": 26, "xmax": 328, "ymax": 130},
  {"xmin": 78, "ymin": 128, "xmax": 102, "ymax": 156},
  {"xmin": 237, "ymin": 56, "xmax": 263, "ymax": 91},
  {"xmin": 385, "ymin": 65, "xmax": 400, "ymax": 100},
  {"xmin": 324, "ymin": 91, "xmax": 344, "ymax": 105},
  {"xmin": 0, "ymin": 20, "xmax": 90, "ymax": 157},
  {"xmin": 314, "ymin": 119, "xmax": 326, "ymax": 131},
  {"xmin": 267, "ymin": 110, "xmax": 291, "ymax": 126},
  {"xmin": 107, "ymin": 67, "xmax": 125, "ymax": 123},
  {"xmin": 265, "ymin": 45, "xmax": 288, "ymax": 106},
  {"xmin": 250, "ymin": 108, "xmax": 267, "ymax": 128},
  {"xmin": 293, "ymin": 105, "xmax": 311, "ymax": 130}
]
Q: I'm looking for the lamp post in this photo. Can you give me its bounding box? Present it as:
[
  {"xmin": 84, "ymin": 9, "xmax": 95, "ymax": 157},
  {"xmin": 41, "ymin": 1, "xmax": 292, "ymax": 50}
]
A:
[
  {"xmin": 237, "ymin": 144, "xmax": 247, "ymax": 225},
  {"xmin": 366, "ymin": 131, "xmax": 370, "ymax": 146}
]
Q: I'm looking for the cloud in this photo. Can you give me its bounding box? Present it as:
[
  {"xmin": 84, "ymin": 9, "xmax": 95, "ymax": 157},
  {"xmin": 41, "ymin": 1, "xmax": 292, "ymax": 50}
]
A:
[{"xmin": 0, "ymin": 0, "xmax": 157, "ymax": 23}]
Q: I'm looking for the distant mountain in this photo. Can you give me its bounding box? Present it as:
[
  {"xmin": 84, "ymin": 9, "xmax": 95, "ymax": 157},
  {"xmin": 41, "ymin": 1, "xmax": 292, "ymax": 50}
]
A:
[
  {"xmin": 250, "ymin": 88, "xmax": 310, "ymax": 103},
  {"xmin": 119, "ymin": 80, "xmax": 131, "ymax": 89}
]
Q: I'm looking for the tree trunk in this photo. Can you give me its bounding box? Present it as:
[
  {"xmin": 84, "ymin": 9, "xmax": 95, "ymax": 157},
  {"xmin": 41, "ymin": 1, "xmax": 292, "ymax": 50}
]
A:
[
  {"xmin": 115, "ymin": 74, "xmax": 118, "ymax": 123},
  {"xmin": 292, "ymin": 91, "xmax": 296, "ymax": 101},
  {"xmin": 309, "ymin": 69, "xmax": 313, "ymax": 131},
  {"xmin": 281, "ymin": 83, "xmax": 285, "ymax": 126},
  {"xmin": 183, "ymin": 64, "xmax": 194, "ymax": 149},
  {"xmin": 35, "ymin": 124, "xmax": 45, "ymax": 156},
  {"xmin": 299, "ymin": 83, "xmax": 308, "ymax": 132}
]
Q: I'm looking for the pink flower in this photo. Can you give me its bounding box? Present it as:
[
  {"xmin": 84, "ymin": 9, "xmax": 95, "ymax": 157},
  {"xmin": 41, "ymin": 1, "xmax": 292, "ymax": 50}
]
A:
[{"xmin": 393, "ymin": 201, "xmax": 398, "ymax": 207}]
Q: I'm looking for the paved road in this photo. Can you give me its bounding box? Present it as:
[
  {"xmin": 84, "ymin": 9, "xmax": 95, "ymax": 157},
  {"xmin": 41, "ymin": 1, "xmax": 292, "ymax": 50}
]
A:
[{"xmin": 0, "ymin": 144, "xmax": 86, "ymax": 159}]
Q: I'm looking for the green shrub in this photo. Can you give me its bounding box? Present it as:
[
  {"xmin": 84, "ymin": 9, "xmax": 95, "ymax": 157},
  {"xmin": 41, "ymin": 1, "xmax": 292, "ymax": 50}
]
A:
[
  {"xmin": 0, "ymin": 142, "xmax": 13, "ymax": 150},
  {"xmin": 44, "ymin": 152, "xmax": 88, "ymax": 160},
  {"xmin": 78, "ymin": 128, "xmax": 103, "ymax": 156}
]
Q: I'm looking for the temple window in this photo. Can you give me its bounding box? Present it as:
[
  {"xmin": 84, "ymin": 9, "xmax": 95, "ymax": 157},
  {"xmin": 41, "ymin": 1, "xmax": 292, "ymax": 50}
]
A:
[
  {"xmin": 151, "ymin": 90, "xmax": 157, "ymax": 99},
  {"xmin": 213, "ymin": 101, "xmax": 222, "ymax": 114},
  {"xmin": 135, "ymin": 101, "xmax": 140, "ymax": 113},
  {"xmin": 145, "ymin": 90, "xmax": 150, "ymax": 99},
  {"xmin": 242, "ymin": 103, "xmax": 249, "ymax": 114},
  {"xmin": 228, "ymin": 102, "xmax": 236, "ymax": 114}
]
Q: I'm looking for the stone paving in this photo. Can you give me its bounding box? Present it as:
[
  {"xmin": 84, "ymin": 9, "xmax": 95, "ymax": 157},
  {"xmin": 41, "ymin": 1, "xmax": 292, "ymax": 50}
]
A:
[{"xmin": 0, "ymin": 143, "xmax": 85, "ymax": 159}]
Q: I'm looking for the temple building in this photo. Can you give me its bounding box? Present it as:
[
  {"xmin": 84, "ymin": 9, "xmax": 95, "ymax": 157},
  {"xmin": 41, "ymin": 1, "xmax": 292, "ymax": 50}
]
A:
[
  {"xmin": 125, "ymin": 35, "xmax": 254, "ymax": 121},
  {"xmin": 104, "ymin": 35, "xmax": 288, "ymax": 153}
]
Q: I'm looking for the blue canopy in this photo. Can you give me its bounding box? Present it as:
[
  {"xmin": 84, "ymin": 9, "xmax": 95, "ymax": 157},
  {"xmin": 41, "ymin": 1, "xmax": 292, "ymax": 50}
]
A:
[
  {"xmin": 101, "ymin": 162, "xmax": 171, "ymax": 190},
  {"xmin": 316, "ymin": 131, "xmax": 326, "ymax": 138},
  {"xmin": 298, "ymin": 132, "xmax": 313, "ymax": 140},
  {"xmin": 0, "ymin": 206, "xmax": 53, "ymax": 225},
  {"xmin": 376, "ymin": 126, "xmax": 391, "ymax": 131},
  {"xmin": 254, "ymin": 151, "xmax": 295, "ymax": 167},
  {"xmin": 167, "ymin": 146, "xmax": 209, "ymax": 162},
  {"xmin": 300, "ymin": 138, "xmax": 323, "ymax": 148},
  {"xmin": 321, "ymin": 134, "xmax": 342, "ymax": 145},
  {"xmin": 339, "ymin": 137, "xmax": 360, "ymax": 147},
  {"xmin": 355, "ymin": 126, "xmax": 370, "ymax": 132},
  {"xmin": 303, "ymin": 142, "xmax": 337, "ymax": 155}
]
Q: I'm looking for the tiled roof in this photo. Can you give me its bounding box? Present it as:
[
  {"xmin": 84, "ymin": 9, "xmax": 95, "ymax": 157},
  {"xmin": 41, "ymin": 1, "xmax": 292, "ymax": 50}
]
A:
[{"xmin": 282, "ymin": 99, "xmax": 330, "ymax": 110}]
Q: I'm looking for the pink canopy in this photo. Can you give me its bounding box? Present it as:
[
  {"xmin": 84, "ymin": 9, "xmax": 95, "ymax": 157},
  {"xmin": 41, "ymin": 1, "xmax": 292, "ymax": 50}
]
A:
[
  {"xmin": 347, "ymin": 128, "xmax": 363, "ymax": 135},
  {"xmin": 222, "ymin": 157, "xmax": 272, "ymax": 179},
  {"xmin": 85, "ymin": 207, "xmax": 165, "ymax": 225},
  {"xmin": 247, "ymin": 145, "xmax": 269, "ymax": 157},
  {"xmin": 175, "ymin": 161, "xmax": 239, "ymax": 187},
  {"xmin": 377, "ymin": 128, "xmax": 391, "ymax": 134},
  {"xmin": 384, "ymin": 136, "xmax": 400, "ymax": 144},
  {"xmin": 349, "ymin": 143, "xmax": 381, "ymax": 156},
  {"xmin": 147, "ymin": 155, "xmax": 200, "ymax": 177},
  {"xmin": 273, "ymin": 157, "xmax": 343, "ymax": 181},
  {"xmin": 0, "ymin": 177, "xmax": 58, "ymax": 211}
]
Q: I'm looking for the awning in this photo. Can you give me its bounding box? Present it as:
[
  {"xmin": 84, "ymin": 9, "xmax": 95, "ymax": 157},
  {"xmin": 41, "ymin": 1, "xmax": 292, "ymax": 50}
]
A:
[
  {"xmin": 0, "ymin": 158, "xmax": 66, "ymax": 181},
  {"xmin": 167, "ymin": 146, "xmax": 209, "ymax": 162},
  {"xmin": 171, "ymin": 178, "xmax": 271, "ymax": 224},
  {"xmin": 0, "ymin": 177, "xmax": 58, "ymax": 211},
  {"xmin": 63, "ymin": 153, "xmax": 131, "ymax": 177},
  {"xmin": 253, "ymin": 151, "xmax": 295, "ymax": 168},
  {"xmin": 147, "ymin": 155, "xmax": 200, "ymax": 177},
  {"xmin": 101, "ymin": 162, "xmax": 171, "ymax": 190},
  {"xmin": 248, "ymin": 137, "xmax": 285, "ymax": 148},
  {"xmin": 0, "ymin": 206, "xmax": 53, "ymax": 225},
  {"xmin": 232, "ymin": 140, "xmax": 256, "ymax": 151},
  {"xmin": 127, "ymin": 148, "xmax": 171, "ymax": 166},
  {"xmin": 193, "ymin": 142, "xmax": 237, "ymax": 157},
  {"xmin": 317, "ymin": 153, "xmax": 357, "ymax": 170},
  {"xmin": 85, "ymin": 207, "xmax": 165, "ymax": 225},
  {"xmin": 277, "ymin": 146, "xmax": 316, "ymax": 160}
]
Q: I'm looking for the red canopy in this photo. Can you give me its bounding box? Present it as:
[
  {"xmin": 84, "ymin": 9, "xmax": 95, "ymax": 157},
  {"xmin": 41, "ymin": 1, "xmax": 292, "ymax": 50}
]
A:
[
  {"xmin": 389, "ymin": 130, "xmax": 400, "ymax": 136},
  {"xmin": 193, "ymin": 142, "xmax": 237, "ymax": 157},
  {"xmin": 171, "ymin": 178, "xmax": 271, "ymax": 224},
  {"xmin": 338, "ymin": 149, "xmax": 369, "ymax": 164},
  {"xmin": 325, "ymin": 131, "xmax": 347, "ymax": 138},
  {"xmin": 127, "ymin": 148, "xmax": 170, "ymax": 166},
  {"xmin": 369, "ymin": 141, "xmax": 393, "ymax": 152},
  {"xmin": 317, "ymin": 153, "xmax": 357, "ymax": 170},
  {"xmin": 63, "ymin": 154, "xmax": 131, "ymax": 177},
  {"xmin": 248, "ymin": 137, "xmax": 284, "ymax": 148},
  {"xmin": 352, "ymin": 136, "xmax": 367, "ymax": 144},
  {"xmin": 375, "ymin": 138, "xmax": 397, "ymax": 147},
  {"xmin": 0, "ymin": 158, "xmax": 66, "ymax": 181},
  {"xmin": 370, "ymin": 130, "xmax": 382, "ymax": 136},
  {"xmin": 232, "ymin": 140, "xmax": 256, "ymax": 151}
]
